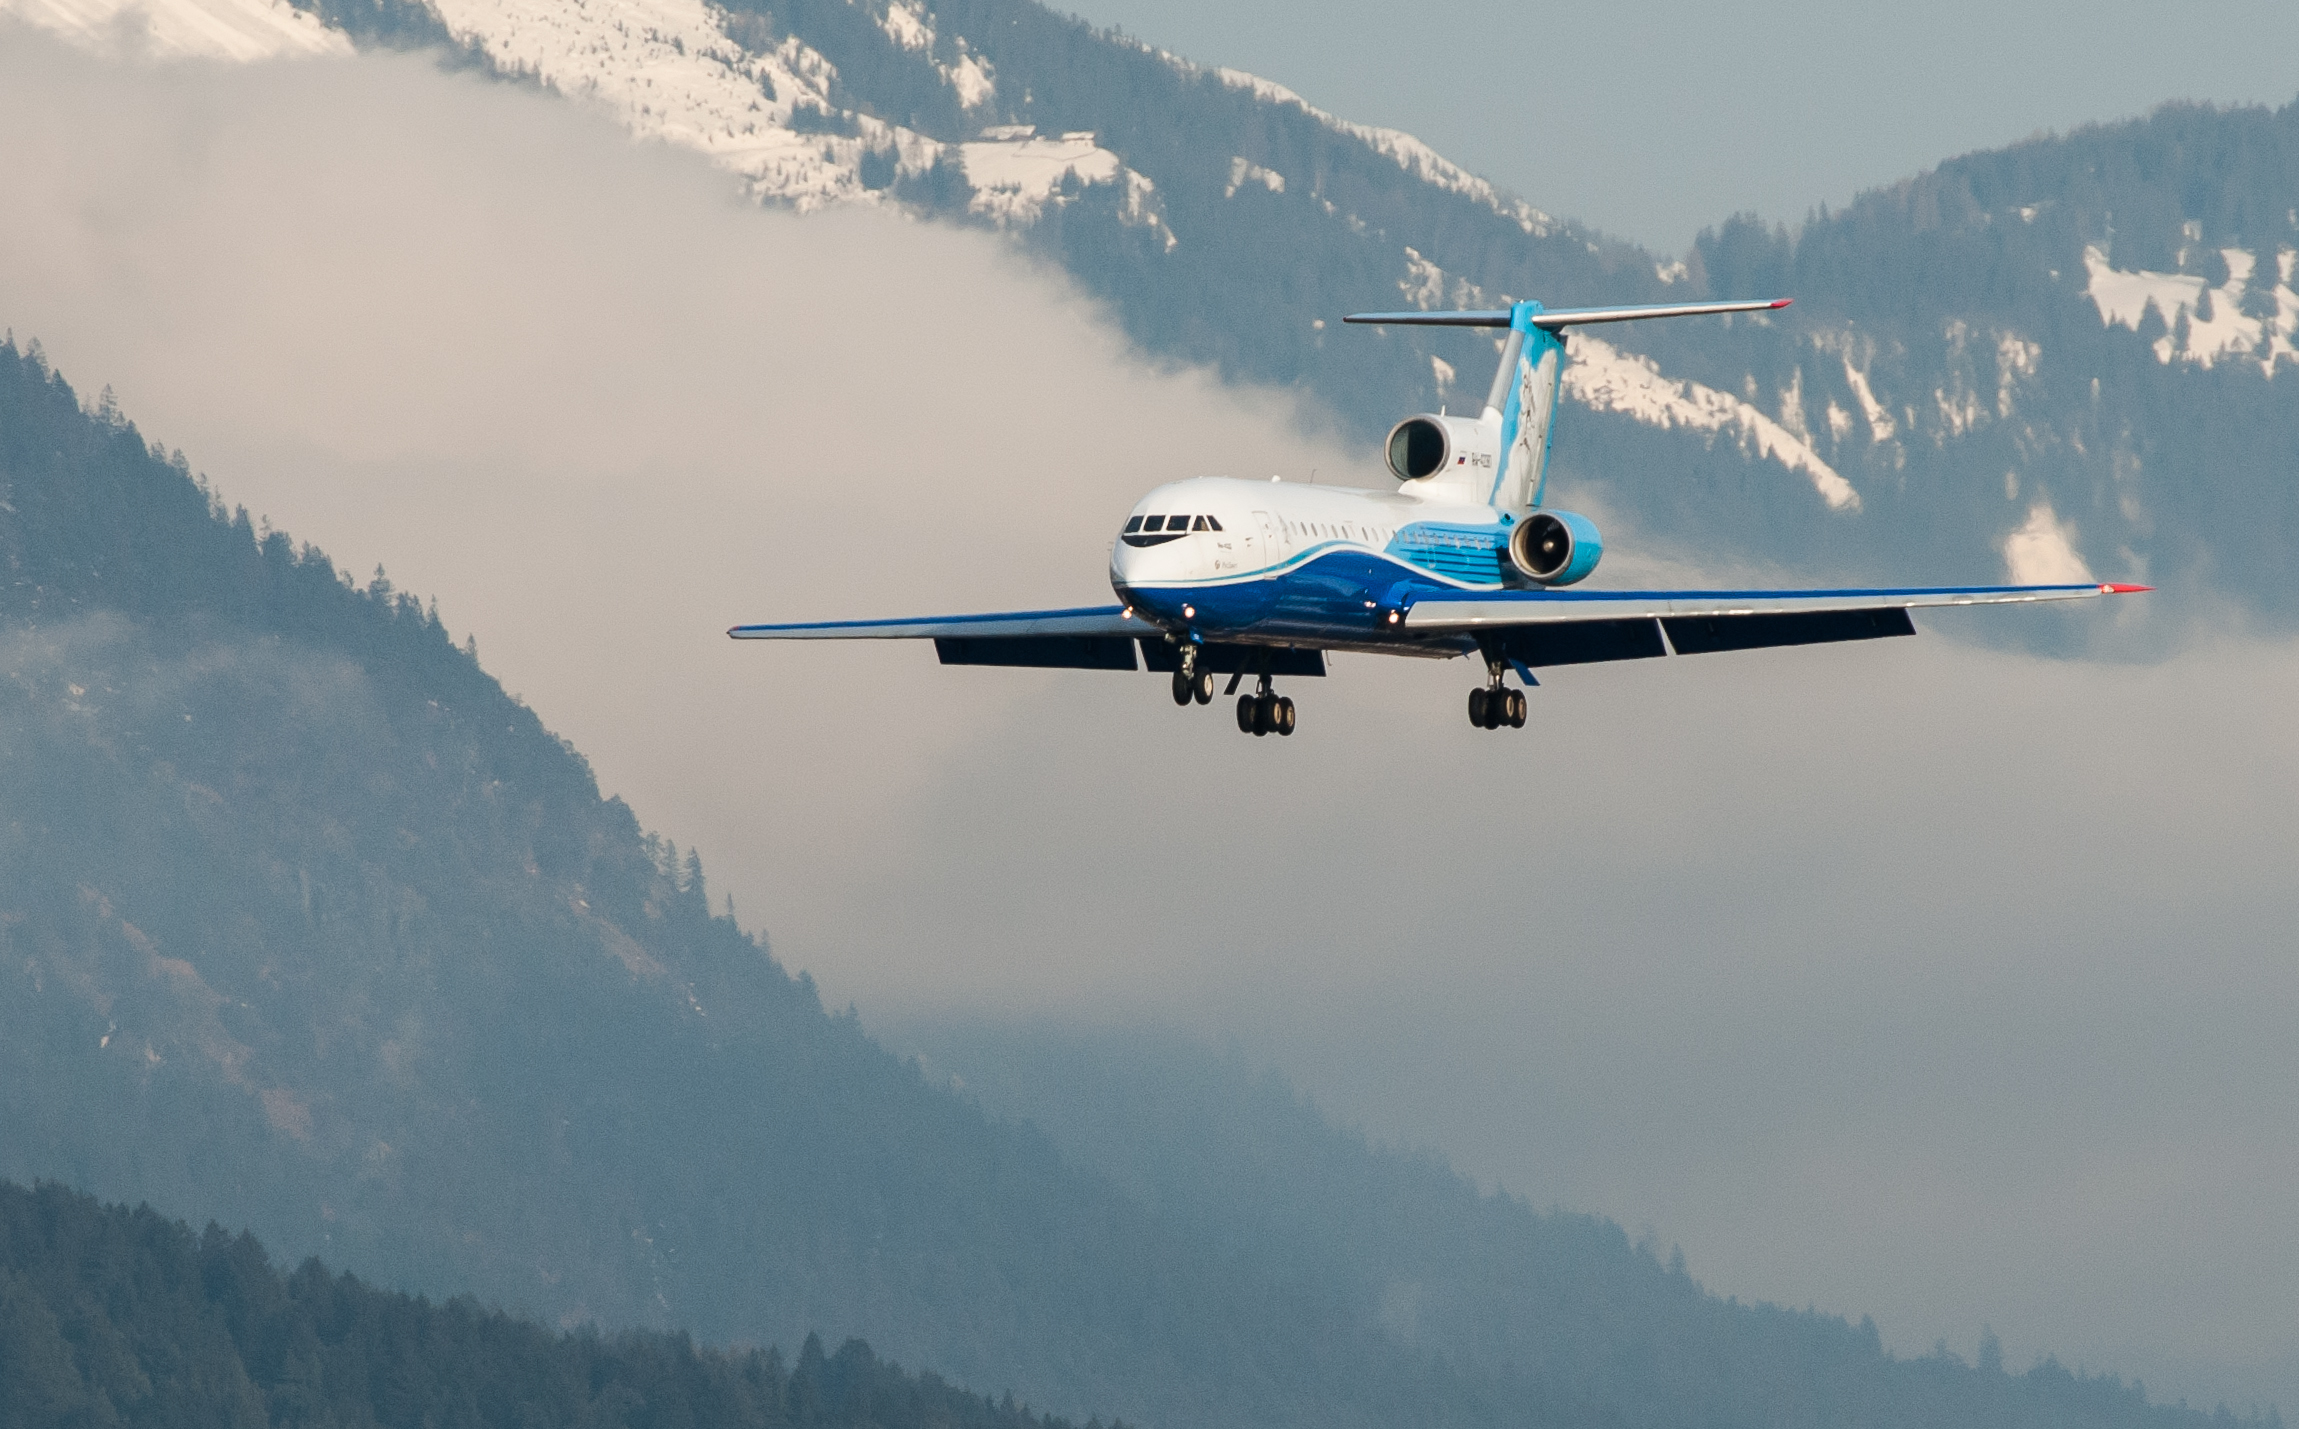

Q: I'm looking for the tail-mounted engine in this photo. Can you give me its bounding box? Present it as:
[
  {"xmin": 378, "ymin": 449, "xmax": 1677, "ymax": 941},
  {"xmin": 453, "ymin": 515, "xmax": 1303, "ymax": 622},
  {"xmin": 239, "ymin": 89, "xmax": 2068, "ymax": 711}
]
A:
[
  {"xmin": 1508, "ymin": 511, "xmax": 1603, "ymax": 585},
  {"xmin": 1385, "ymin": 416, "xmax": 1450, "ymax": 480},
  {"xmin": 1384, "ymin": 413, "xmax": 1498, "ymax": 486}
]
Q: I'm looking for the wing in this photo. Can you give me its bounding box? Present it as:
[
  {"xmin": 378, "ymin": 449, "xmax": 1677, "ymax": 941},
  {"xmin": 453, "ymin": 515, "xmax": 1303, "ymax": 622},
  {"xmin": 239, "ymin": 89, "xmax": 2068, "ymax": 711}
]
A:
[
  {"xmin": 1406, "ymin": 580, "xmax": 2149, "ymax": 665},
  {"xmin": 728, "ymin": 604, "xmax": 1145, "ymax": 670}
]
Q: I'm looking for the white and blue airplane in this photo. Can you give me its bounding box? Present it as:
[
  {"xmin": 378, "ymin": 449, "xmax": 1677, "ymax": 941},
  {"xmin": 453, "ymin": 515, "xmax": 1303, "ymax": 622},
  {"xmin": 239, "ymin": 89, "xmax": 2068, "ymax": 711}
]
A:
[{"xmin": 732, "ymin": 299, "xmax": 2147, "ymax": 736}]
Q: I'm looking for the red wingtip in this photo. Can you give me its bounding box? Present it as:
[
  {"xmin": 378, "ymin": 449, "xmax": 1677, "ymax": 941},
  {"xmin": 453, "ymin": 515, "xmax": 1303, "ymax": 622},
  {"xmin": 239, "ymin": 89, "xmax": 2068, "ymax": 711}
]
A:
[
  {"xmin": 2103, "ymin": 583, "xmax": 2154, "ymax": 594},
  {"xmin": 1770, "ymin": 298, "xmax": 1794, "ymax": 309}
]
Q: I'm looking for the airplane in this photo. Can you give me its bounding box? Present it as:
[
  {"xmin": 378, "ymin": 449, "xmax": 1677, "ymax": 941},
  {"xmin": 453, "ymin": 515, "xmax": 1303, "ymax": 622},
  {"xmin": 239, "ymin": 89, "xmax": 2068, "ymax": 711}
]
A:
[{"xmin": 731, "ymin": 298, "xmax": 2147, "ymax": 736}]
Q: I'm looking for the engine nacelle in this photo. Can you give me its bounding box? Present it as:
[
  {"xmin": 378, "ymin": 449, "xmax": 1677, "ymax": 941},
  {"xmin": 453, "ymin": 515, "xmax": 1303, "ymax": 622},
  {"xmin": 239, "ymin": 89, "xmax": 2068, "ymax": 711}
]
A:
[
  {"xmin": 1384, "ymin": 415, "xmax": 1450, "ymax": 480},
  {"xmin": 1508, "ymin": 510, "xmax": 1603, "ymax": 585},
  {"xmin": 1385, "ymin": 413, "xmax": 1501, "ymax": 486}
]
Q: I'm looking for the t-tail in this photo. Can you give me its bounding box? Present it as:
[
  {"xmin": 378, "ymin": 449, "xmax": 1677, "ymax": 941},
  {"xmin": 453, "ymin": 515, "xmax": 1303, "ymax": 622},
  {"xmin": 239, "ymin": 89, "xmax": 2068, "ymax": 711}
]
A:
[{"xmin": 1344, "ymin": 297, "xmax": 1792, "ymax": 513}]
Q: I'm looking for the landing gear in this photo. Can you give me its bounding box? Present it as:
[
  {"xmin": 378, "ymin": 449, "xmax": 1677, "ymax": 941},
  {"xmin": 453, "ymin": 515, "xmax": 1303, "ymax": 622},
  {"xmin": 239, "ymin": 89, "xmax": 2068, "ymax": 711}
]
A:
[
  {"xmin": 1466, "ymin": 686, "xmax": 1526, "ymax": 729},
  {"xmin": 1170, "ymin": 646, "xmax": 1215, "ymax": 706},
  {"xmin": 1467, "ymin": 652, "xmax": 1528, "ymax": 730},
  {"xmin": 1235, "ymin": 676, "xmax": 1295, "ymax": 736}
]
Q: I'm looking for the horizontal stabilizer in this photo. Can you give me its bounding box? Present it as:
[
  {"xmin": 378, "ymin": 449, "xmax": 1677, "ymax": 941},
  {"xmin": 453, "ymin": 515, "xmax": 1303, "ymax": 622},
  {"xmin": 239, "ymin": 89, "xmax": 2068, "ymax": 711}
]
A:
[{"xmin": 1344, "ymin": 298, "xmax": 1791, "ymax": 331}]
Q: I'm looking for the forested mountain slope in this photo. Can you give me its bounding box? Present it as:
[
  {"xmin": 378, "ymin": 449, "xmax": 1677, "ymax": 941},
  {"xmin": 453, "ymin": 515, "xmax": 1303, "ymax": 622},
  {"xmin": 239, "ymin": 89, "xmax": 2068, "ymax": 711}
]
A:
[
  {"xmin": 0, "ymin": 1178, "xmax": 1115, "ymax": 1429},
  {"xmin": 898, "ymin": 1021, "xmax": 2281, "ymax": 1429},
  {"xmin": 0, "ymin": 339, "xmax": 2264, "ymax": 1429}
]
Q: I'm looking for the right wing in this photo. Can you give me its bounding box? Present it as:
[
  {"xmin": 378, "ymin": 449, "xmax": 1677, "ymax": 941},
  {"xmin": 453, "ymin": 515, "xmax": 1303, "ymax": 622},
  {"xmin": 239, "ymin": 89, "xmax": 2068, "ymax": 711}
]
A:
[{"xmin": 1405, "ymin": 580, "xmax": 2149, "ymax": 666}]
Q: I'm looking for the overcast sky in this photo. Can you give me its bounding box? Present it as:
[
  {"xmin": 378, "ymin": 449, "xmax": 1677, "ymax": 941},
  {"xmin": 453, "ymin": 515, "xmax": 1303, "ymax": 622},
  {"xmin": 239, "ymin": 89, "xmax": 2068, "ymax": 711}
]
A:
[
  {"xmin": 1053, "ymin": 0, "xmax": 2299, "ymax": 254},
  {"xmin": 3, "ymin": 27, "xmax": 2296, "ymax": 1418}
]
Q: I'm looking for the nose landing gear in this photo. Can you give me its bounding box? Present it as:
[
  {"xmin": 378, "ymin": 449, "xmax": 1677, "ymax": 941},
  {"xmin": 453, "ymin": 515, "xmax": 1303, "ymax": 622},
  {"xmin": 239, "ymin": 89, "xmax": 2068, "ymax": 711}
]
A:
[
  {"xmin": 1170, "ymin": 668, "xmax": 1214, "ymax": 705},
  {"xmin": 1169, "ymin": 645, "xmax": 1215, "ymax": 706}
]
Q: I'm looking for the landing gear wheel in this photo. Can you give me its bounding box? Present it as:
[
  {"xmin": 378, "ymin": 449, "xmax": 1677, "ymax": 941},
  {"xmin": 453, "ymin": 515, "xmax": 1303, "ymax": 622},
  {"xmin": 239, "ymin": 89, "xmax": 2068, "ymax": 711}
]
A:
[
  {"xmin": 1236, "ymin": 693, "xmax": 1258, "ymax": 733},
  {"xmin": 1193, "ymin": 670, "xmax": 1215, "ymax": 705},
  {"xmin": 1171, "ymin": 670, "xmax": 1194, "ymax": 707},
  {"xmin": 1506, "ymin": 689, "xmax": 1527, "ymax": 727},
  {"xmin": 1467, "ymin": 687, "xmax": 1488, "ymax": 727},
  {"xmin": 1252, "ymin": 692, "xmax": 1277, "ymax": 736},
  {"xmin": 1276, "ymin": 697, "xmax": 1296, "ymax": 736}
]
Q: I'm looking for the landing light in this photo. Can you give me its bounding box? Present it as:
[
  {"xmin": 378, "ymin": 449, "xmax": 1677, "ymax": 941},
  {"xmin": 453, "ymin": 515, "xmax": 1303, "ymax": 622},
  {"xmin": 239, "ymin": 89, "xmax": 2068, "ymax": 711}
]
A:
[{"xmin": 1182, "ymin": 604, "xmax": 1197, "ymax": 619}]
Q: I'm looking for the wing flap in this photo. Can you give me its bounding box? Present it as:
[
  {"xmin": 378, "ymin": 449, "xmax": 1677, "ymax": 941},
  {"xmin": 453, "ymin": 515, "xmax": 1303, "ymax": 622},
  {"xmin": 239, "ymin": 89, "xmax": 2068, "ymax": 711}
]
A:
[
  {"xmin": 935, "ymin": 635, "xmax": 1140, "ymax": 669},
  {"xmin": 1139, "ymin": 642, "xmax": 1327, "ymax": 677},
  {"xmin": 1503, "ymin": 618, "xmax": 1667, "ymax": 667},
  {"xmin": 1663, "ymin": 607, "xmax": 1914, "ymax": 655}
]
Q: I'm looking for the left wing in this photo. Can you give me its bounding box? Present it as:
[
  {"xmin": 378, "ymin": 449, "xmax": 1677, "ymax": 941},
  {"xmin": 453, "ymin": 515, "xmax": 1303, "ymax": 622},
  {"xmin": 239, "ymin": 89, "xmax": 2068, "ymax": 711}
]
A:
[
  {"xmin": 728, "ymin": 604, "xmax": 1146, "ymax": 669},
  {"xmin": 1406, "ymin": 580, "xmax": 2149, "ymax": 663}
]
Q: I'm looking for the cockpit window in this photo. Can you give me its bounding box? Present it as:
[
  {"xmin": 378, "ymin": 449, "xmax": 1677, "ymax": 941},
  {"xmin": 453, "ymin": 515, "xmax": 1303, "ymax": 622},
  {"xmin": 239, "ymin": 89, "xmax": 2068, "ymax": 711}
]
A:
[
  {"xmin": 1191, "ymin": 515, "xmax": 1208, "ymax": 531},
  {"xmin": 1145, "ymin": 515, "xmax": 1168, "ymax": 531},
  {"xmin": 1204, "ymin": 515, "xmax": 1223, "ymax": 531},
  {"xmin": 1125, "ymin": 515, "xmax": 1144, "ymax": 533}
]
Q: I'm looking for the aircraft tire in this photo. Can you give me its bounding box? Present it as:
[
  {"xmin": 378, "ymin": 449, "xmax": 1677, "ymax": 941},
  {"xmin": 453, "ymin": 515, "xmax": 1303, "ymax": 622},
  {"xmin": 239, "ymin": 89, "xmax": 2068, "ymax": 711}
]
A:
[
  {"xmin": 1253, "ymin": 692, "xmax": 1276, "ymax": 736},
  {"xmin": 1467, "ymin": 687, "xmax": 1488, "ymax": 727},
  {"xmin": 1193, "ymin": 671, "xmax": 1215, "ymax": 705},
  {"xmin": 1236, "ymin": 694, "xmax": 1257, "ymax": 733},
  {"xmin": 1171, "ymin": 670, "xmax": 1193, "ymax": 706},
  {"xmin": 1507, "ymin": 690, "xmax": 1527, "ymax": 726},
  {"xmin": 1276, "ymin": 698, "xmax": 1296, "ymax": 736}
]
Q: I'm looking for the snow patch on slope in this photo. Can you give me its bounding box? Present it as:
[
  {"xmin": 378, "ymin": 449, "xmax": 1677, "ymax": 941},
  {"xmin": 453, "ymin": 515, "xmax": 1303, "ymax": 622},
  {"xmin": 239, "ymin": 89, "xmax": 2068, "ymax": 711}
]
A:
[
  {"xmin": 424, "ymin": 0, "xmax": 893, "ymax": 208},
  {"xmin": 955, "ymin": 127, "xmax": 1173, "ymax": 243},
  {"xmin": 1563, "ymin": 334, "xmax": 1859, "ymax": 511},
  {"xmin": 2002, "ymin": 503, "xmax": 2093, "ymax": 584},
  {"xmin": 944, "ymin": 47, "xmax": 992, "ymax": 108},
  {"xmin": 1395, "ymin": 246, "xmax": 1491, "ymax": 313},
  {"xmin": 1224, "ymin": 156, "xmax": 1283, "ymax": 198},
  {"xmin": 1, "ymin": 0, "xmax": 346, "ymax": 60},
  {"xmin": 878, "ymin": 0, "xmax": 928, "ymax": 50},
  {"xmin": 875, "ymin": 0, "xmax": 989, "ymax": 107},
  {"xmin": 2083, "ymin": 243, "xmax": 2299, "ymax": 373},
  {"xmin": 1208, "ymin": 65, "xmax": 1552, "ymax": 237}
]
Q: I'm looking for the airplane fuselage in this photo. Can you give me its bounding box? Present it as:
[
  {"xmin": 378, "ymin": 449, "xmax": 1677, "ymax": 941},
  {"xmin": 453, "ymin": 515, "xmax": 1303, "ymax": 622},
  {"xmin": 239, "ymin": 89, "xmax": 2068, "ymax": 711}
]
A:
[{"xmin": 1109, "ymin": 475, "xmax": 1528, "ymax": 654}]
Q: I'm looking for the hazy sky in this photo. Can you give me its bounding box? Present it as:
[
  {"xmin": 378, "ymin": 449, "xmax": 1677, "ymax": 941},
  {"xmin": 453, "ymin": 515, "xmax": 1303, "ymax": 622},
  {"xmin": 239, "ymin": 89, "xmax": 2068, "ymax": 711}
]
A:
[
  {"xmin": 3, "ymin": 28, "xmax": 2296, "ymax": 1419},
  {"xmin": 1053, "ymin": 0, "xmax": 2299, "ymax": 254}
]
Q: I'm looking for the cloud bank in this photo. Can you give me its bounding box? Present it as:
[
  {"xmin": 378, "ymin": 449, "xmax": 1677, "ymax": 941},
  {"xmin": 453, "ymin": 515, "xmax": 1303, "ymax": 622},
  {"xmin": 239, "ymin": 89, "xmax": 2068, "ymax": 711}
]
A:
[{"xmin": 2, "ymin": 29, "xmax": 2295, "ymax": 1417}]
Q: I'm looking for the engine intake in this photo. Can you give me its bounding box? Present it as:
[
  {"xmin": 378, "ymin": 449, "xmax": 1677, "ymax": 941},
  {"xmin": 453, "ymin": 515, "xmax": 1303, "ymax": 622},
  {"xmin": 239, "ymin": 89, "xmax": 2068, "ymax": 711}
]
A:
[
  {"xmin": 1508, "ymin": 511, "xmax": 1603, "ymax": 586},
  {"xmin": 1384, "ymin": 416, "xmax": 1450, "ymax": 481}
]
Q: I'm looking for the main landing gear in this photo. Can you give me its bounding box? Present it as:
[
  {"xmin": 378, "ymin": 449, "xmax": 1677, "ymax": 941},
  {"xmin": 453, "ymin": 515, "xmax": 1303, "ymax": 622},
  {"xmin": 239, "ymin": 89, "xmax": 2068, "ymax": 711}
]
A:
[
  {"xmin": 1236, "ymin": 674, "xmax": 1295, "ymax": 737},
  {"xmin": 1170, "ymin": 643, "xmax": 1295, "ymax": 735},
  {"xmin": 1468, "ymin": 649, "xmax": 1527, "ymax": 730}
]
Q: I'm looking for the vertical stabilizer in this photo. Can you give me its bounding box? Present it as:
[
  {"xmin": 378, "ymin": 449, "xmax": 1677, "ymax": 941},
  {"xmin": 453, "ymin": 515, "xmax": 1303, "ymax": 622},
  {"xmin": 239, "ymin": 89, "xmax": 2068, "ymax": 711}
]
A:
[{"xmin": 1484, "ymin": 302, "xmax": 1564, "ymax": 511}]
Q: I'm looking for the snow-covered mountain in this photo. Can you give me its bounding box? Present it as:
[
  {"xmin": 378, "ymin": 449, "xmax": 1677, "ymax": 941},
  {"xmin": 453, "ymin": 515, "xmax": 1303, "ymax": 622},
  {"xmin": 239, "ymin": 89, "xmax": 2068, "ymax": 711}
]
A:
[{"xmin": 10, "ymin": 0, "xmax": 2296, "ymax": 625}]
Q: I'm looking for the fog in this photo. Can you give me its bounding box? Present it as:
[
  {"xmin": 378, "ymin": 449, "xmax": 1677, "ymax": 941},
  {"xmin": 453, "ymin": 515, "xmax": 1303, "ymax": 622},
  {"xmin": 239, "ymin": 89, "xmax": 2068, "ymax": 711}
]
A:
[{"xmin": 3, "ymin": 30, "xmax": 2295, "ymax": 1417}]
